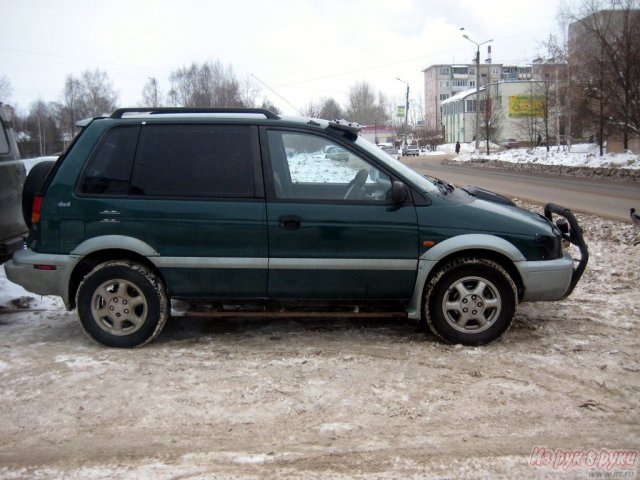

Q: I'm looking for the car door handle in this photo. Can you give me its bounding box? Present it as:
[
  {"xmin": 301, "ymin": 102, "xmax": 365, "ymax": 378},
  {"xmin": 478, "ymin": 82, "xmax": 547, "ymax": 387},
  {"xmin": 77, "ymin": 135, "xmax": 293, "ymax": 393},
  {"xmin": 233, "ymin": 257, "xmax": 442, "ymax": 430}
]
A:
[{"xmin": 278, "ymin": 215, "xmax": 301, "ymax": 230}]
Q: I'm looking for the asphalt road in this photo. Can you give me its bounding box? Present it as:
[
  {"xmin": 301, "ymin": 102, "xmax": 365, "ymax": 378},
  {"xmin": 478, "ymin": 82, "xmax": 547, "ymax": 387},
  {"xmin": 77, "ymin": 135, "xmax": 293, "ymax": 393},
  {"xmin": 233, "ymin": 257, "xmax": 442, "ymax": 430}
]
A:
[{"xmin": 401, "ymin": 154, "xmax": 640, "ymax": 222}]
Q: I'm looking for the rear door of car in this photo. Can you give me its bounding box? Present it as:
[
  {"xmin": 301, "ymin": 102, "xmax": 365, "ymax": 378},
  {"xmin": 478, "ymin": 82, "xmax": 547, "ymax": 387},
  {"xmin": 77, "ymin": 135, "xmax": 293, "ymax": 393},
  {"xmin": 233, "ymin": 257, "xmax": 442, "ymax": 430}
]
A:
[
  {"xmin": 262, "ymin": 127, "xmax": 419, "ymax": 300},
  {"xmin": 76, "ymin": 122, "xmax": 268, "ymax": 299}
]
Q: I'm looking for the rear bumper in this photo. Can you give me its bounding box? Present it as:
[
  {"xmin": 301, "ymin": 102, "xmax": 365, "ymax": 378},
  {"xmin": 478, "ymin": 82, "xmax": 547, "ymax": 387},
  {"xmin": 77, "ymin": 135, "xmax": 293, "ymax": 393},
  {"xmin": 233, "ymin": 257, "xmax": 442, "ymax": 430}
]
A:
[{"xmin": 4, "ymin": 249, "xmax": 76, "ymax": 308}]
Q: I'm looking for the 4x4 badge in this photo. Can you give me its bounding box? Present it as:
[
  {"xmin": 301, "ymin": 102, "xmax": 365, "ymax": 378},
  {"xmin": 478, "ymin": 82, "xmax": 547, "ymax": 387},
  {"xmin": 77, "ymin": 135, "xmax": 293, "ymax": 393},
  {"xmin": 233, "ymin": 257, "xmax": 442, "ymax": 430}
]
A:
[{"xmin": 58, "ymin": 201, "xmax": 71, "ymax": 207}]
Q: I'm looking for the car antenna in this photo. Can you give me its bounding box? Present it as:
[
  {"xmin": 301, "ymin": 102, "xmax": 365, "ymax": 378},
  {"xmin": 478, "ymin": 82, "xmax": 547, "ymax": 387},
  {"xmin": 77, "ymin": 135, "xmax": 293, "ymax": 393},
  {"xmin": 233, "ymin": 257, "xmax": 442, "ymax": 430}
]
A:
[{"xmin": 250, "ymin": 74, "xmax": 304, "ymax": 116}]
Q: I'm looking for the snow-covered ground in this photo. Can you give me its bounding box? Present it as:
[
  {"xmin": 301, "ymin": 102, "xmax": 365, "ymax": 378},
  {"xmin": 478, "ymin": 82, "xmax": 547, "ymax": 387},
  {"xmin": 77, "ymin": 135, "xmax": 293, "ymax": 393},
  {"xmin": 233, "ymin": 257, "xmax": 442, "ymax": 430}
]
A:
[
  {"xmin": 438, "ymin": 142, "xmax": 640, "ymax": 170},
  {"xmin": 0, "ymin": 206, "xmax": 638, "ymax": 479},
  {"xmin": 1, "ymin": 149, "xmax": 639, "ymax": 478}
]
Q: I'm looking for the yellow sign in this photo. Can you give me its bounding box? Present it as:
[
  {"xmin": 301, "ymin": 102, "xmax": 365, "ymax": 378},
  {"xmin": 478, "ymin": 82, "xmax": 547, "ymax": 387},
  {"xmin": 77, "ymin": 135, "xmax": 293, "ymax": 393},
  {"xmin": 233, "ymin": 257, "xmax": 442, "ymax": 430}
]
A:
[
  {"xmin": 509, "ymin": 96, "xmax": 543, "ymax": 117},
  {"xmin": 397, "ymin": 106, "xmax": 406, "ymax": 118}
]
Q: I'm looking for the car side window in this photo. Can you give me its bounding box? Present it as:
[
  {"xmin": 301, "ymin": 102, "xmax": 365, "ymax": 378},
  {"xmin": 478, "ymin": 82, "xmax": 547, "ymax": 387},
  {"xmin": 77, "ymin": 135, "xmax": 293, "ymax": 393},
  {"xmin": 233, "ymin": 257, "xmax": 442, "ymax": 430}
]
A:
[
  {"xmin": 267, "ymin": 130, "xmax": 392, "ymax": 202},
  {"xmin": 80, "ymin": 126, "xmax": 139, "ymax": 195},
  {"xmin": 131, "ymin": 124, "xmax": 258, "ymax": 198}
]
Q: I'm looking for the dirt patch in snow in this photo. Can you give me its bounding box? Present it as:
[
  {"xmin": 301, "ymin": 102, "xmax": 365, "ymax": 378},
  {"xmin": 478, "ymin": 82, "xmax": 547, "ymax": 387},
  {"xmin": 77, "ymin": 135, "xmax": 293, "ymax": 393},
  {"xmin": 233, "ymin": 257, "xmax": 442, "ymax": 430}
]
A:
[
  {"xmin": 442, "ymin": 158, "xmax": 640, "ymax": 183},
  {"xmin": 0, "ymin": 208, "xmax": 639, "ymax": 479}
]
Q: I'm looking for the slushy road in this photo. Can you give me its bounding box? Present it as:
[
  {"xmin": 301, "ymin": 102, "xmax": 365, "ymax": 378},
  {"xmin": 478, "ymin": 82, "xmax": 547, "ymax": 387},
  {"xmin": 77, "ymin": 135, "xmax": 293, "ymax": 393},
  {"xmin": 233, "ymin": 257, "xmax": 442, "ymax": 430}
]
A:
[{"xmin": 401, "ymin": 154, "xmax": 640, "ymax": 222}]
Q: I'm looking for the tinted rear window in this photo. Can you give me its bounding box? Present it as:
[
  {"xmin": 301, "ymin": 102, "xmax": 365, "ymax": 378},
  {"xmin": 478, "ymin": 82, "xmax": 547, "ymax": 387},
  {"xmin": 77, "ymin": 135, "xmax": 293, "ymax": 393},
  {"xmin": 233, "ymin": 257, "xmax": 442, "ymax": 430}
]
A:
[
  {"xmin": 80, "ymin": 126, "xmax": 139, "ymax": 195},
  {"xmin": 131, "ymin": 124, "xmax": 258, "ymax": 198}
]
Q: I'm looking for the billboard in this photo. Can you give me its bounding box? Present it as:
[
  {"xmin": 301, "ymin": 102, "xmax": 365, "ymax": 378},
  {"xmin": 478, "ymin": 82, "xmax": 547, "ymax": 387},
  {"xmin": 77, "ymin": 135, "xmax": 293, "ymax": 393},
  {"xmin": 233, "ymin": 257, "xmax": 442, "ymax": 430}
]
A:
[{"xmin": 509, "ymin": 96, "xmax": 543, "ymax": 117}]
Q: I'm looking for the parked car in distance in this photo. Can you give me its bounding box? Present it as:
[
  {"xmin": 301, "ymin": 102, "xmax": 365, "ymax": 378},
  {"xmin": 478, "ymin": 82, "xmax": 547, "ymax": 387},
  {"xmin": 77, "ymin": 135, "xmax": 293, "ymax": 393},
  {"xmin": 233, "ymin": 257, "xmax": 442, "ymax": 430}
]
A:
[
  {"xmin": 402, "ymin": 145, "xmax": 420, "ymax": 156},
  {"xmin": 325, "ymin": 145, "xmax": 349, "ymax": 162},
  {"xmin": 0, "ymin": 103, "xmax": 27, "ymax": 264},
  {"xmin": 6, "ymin": 108, "xmax": 588, "ymax": 349},
  {"xmin": 380, "ymin": 145, "xmax": 399, "ymax": 158},
  {"xmin": 501, "ymin": 139, "xmax": 519, "ymax": 149}
]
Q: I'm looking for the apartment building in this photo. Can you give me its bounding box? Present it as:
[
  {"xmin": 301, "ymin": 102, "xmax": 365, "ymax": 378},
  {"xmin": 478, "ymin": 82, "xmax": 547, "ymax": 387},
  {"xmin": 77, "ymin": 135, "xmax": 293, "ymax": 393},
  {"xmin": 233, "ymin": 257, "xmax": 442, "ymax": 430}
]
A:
[{"xmin": 422, "ymin": 60, "xmax": 502, "ymax": 131}]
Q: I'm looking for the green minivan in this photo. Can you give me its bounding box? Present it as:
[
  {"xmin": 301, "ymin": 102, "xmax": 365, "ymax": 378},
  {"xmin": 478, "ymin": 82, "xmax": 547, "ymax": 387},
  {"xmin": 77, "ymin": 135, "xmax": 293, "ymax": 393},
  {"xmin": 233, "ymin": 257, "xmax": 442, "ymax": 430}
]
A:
[{"xmin": 6, "ymin": 108, "xmax": 588, "ymax": 348}]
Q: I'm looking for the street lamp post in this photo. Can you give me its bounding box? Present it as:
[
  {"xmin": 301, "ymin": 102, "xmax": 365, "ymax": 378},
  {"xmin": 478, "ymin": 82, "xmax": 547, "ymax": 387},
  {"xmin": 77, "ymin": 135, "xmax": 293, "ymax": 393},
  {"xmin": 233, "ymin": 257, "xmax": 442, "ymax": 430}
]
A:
[
  {"xmin": 396, "ymin": 77, "xmax": 409, "ymax": 150},
  {"xmin": 462, "ymin": 34, "xmax": 492, "ymax": 155}
]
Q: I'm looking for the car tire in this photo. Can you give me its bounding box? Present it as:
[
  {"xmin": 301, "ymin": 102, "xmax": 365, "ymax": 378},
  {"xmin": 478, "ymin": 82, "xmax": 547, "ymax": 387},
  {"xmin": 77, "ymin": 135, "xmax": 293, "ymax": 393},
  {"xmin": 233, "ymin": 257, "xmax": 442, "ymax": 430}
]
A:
[
  {"xmin": 76, "ymin": 261, "xmax": 169, "ymax": 348},
  {"xmin": 22, "ymin": 160, "xmax": 55, "ymax": 228},
  {"xmin": 422, "ymin": 257, "xmax": 517, "ymax": 345}
]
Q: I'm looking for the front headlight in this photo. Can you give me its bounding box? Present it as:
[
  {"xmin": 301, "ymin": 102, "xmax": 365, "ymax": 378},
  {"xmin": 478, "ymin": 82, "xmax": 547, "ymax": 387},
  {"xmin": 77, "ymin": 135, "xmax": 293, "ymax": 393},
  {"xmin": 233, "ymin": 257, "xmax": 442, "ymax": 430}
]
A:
[{"xmin": 535, "ymin": 233, "xmax": 562, "ymax": 260}]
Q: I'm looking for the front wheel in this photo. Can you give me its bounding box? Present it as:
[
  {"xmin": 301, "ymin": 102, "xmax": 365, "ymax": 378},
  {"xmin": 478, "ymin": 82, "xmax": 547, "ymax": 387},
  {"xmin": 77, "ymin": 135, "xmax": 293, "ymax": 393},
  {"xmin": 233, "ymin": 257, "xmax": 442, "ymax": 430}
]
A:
[
  {"xmin": 76, "ymin": 261, "xmax": 168, "ymax": 348},
  {"xmin": 422, "ymin": 257, "xmax": 517, "ymax": 345}
]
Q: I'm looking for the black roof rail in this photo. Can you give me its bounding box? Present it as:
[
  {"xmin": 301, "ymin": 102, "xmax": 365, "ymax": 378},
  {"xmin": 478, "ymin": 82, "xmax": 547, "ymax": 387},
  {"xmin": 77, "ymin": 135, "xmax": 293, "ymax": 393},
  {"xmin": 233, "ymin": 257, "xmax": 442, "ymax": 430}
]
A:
[
  {"xmin": 110, "ymin": 107, "xmax": 281, "ymax": 120},
  {"xmin": 327, "ymin": 119, "xmax": 362, "ymax": 139}
]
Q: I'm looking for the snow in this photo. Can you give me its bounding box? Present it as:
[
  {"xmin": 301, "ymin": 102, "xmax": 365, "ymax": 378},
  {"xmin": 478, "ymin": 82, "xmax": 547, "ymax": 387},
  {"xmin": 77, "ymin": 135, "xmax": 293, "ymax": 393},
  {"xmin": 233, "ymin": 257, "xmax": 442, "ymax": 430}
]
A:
[
  {"xmin": 442, "ymin": 142, "xmax": 640, "ymax": 169},
  {"xmin": 0, "ymin": 265, "xmax": 62, "ymax": 311}
]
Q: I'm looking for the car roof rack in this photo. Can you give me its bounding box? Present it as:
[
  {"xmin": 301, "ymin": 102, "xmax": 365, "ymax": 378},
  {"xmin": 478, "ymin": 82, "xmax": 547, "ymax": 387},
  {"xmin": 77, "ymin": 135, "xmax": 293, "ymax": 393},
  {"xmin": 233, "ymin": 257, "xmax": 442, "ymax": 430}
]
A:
[{"xmin": 110, "ymin": 107, "xmax": 281, "ymax": 120}]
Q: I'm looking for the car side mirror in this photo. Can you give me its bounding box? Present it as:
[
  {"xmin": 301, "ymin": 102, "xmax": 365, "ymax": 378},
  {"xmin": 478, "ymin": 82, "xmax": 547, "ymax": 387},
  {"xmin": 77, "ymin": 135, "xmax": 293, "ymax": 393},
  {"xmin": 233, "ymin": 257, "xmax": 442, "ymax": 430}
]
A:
[{"xmin": 391, "ymin": 181, "xmax": 409, "ymax": 204}]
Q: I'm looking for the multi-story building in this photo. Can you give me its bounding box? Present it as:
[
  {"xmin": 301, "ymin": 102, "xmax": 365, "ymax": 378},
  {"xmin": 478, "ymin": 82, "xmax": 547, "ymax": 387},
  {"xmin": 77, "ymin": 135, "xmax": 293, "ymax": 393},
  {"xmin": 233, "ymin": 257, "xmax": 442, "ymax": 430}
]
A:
[
  {"xmin": 441, "ymin": 81, "xmax": 544, "ymax": 144},
  {"xmin": 567, "ymin": 8, "xmax": 640, "ymax": 152},
  {"xmin": 423, "ymin": 59, "xmax": 502, "ymax": 131},
  {"xmin": 425, "ymin": 58, "xmax": 568, "ymax": 145}
]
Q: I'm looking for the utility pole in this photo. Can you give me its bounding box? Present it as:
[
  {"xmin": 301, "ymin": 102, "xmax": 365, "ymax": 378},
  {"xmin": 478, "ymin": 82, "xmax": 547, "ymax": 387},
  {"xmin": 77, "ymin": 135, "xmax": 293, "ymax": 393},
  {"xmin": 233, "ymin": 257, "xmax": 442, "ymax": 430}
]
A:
[
  {"xmin": 462, "ymin": 33, "xmax": 492, "ymax": 155},
  {"xmin": 396, "ymin": 77, "xmax": 410, "ymax": 149}
]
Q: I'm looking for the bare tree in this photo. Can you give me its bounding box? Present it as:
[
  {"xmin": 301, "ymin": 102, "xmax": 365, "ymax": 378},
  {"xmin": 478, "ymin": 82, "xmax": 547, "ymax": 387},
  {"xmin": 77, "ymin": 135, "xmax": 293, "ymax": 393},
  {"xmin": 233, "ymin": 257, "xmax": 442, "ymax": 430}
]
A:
[
  {"xmin": 471, "ymin": 84, "xmax": 504, "ymax": 154},
  {"xmin": 568, "ymin": 0, "xmax": 640, "ymax": 151},
  {"xmin": 54, "ymin": 69, "xmax": 119, "ymax": 143},
  {"xmin": 304, "ymin": 97, "xmax": 343, "ymax": 120},
  {"xmin": 168, "ymin": 60, "xmax": 245, "ymax": 108},
  {"xmin": 0, "ymin": 75, "xmax": 12, "ymax": 102},
  {"xmin": 514, "ymin": 82, "xmax": 543, "ymax": 149},
  {"xmin": 346, "ymin": 81, "xmax": 388, "ymax": 125},
  {"xmin": 15, "ymin": 100, "xmax": 63, "ymax": 157},
  {"xmin": 142, "ymin": 77, "xmax": 163, "ymax": 107},
  {"xmin": 81, "ymin": 69, "xmax": 119, "ymax": 116},
  {"xmin": 541, "ymin": 34, "xmax": 570, "ymax": 147},
  {"xmin": 529, "ymin": 76, "xmax": 561, "ymax": 151},
  {"xmin": 57, "ymin": 75, "xmax": 83, "ymax": 141}
]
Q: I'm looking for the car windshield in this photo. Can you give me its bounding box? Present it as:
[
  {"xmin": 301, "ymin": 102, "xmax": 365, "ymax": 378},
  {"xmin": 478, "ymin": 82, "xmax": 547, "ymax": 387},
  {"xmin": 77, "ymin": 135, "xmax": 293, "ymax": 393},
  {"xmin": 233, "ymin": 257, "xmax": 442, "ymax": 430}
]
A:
[{"xmin": 355, "ymin": 137, "xmax": 439, "ymax": 193}]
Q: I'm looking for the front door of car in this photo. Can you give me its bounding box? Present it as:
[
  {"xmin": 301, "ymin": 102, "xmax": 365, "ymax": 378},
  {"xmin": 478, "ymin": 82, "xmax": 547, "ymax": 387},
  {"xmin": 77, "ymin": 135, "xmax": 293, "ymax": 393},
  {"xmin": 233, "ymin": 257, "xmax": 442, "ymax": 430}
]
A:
[{"xmin": 263, "ymin": 128, "xmax": 419, "ymax": 300}]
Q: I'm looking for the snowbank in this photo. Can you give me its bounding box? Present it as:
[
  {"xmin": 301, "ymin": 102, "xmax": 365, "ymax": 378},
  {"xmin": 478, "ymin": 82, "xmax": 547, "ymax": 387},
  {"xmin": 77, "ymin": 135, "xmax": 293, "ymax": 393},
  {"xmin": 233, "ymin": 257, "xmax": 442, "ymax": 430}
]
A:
[{"xmin": 443, "ymin": 143, "xmax": 640, "ymax": 169}]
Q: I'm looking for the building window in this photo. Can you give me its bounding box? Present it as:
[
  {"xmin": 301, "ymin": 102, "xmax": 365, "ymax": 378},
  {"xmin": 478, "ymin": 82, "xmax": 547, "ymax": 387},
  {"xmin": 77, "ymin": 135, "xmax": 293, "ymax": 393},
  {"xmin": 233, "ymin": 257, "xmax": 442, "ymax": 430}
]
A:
[
  {"xmin": 492, "ymin": 67, "xmax": 500, "ymax": 75},
  {"xmin": 439, "ymin": 80, "xmax": 450, "ymax": 88},
  {"xmin": 466, "ymin": 100, "xmax": 476, "ymax": 113},
  {"xmin": 440, "ymin": 93, "xmax": 449, "ymax": 101},
  {"xmin": 452, "ymin": 79, "xmax": 467, "ymax": 87},
  {"xmin": 439, "ymin": 67, "xmax": 450, "ymax": 76},
  {"xmin": 469, "ymin": 80, "xmax": 476, "ymax": 87}
]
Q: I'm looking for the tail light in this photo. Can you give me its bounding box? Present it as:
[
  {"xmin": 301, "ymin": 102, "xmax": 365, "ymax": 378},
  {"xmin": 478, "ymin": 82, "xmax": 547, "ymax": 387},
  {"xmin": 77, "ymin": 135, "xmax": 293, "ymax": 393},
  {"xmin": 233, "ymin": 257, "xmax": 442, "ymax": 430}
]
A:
[{"xmin": 31, "ymin": 195, "xmax": 43, "ymax": 224}]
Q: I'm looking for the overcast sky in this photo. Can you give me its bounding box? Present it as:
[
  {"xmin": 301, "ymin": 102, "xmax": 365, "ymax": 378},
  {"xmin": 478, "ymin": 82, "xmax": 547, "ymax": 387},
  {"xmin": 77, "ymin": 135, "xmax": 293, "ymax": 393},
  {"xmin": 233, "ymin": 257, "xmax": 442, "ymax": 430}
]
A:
[{"xmin": 1, "ymin": 0, "xmax": 566, "ymax": 115}]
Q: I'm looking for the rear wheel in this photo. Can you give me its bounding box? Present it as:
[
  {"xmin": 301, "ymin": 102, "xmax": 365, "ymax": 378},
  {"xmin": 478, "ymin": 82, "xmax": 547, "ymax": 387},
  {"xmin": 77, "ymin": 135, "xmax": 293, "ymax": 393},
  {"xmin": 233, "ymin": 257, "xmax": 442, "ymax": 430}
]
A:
[
  {"xmin": 423, "ymin": 257, "xmax": 517, "ymax": 345},
  {"xmin": 76, "ymin": 261, "xmax": 168, "ymax": 348}
]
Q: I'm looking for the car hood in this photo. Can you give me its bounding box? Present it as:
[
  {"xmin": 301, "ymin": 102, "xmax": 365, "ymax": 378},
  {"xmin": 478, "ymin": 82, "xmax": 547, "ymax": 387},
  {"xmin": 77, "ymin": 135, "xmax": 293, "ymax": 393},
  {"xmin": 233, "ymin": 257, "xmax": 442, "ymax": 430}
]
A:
[{"xmin": 420, "ymin": 192, "xmax": 555, "ymax": 237}]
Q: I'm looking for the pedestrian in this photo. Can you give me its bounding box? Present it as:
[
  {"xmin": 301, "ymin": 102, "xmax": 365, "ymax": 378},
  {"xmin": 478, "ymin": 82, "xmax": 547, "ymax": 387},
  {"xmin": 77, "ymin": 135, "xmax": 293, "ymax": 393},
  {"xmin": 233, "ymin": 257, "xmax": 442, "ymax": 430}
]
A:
[{"xmin": 455, "ymin": 141, "xmax": 460, "ymax": 154}]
